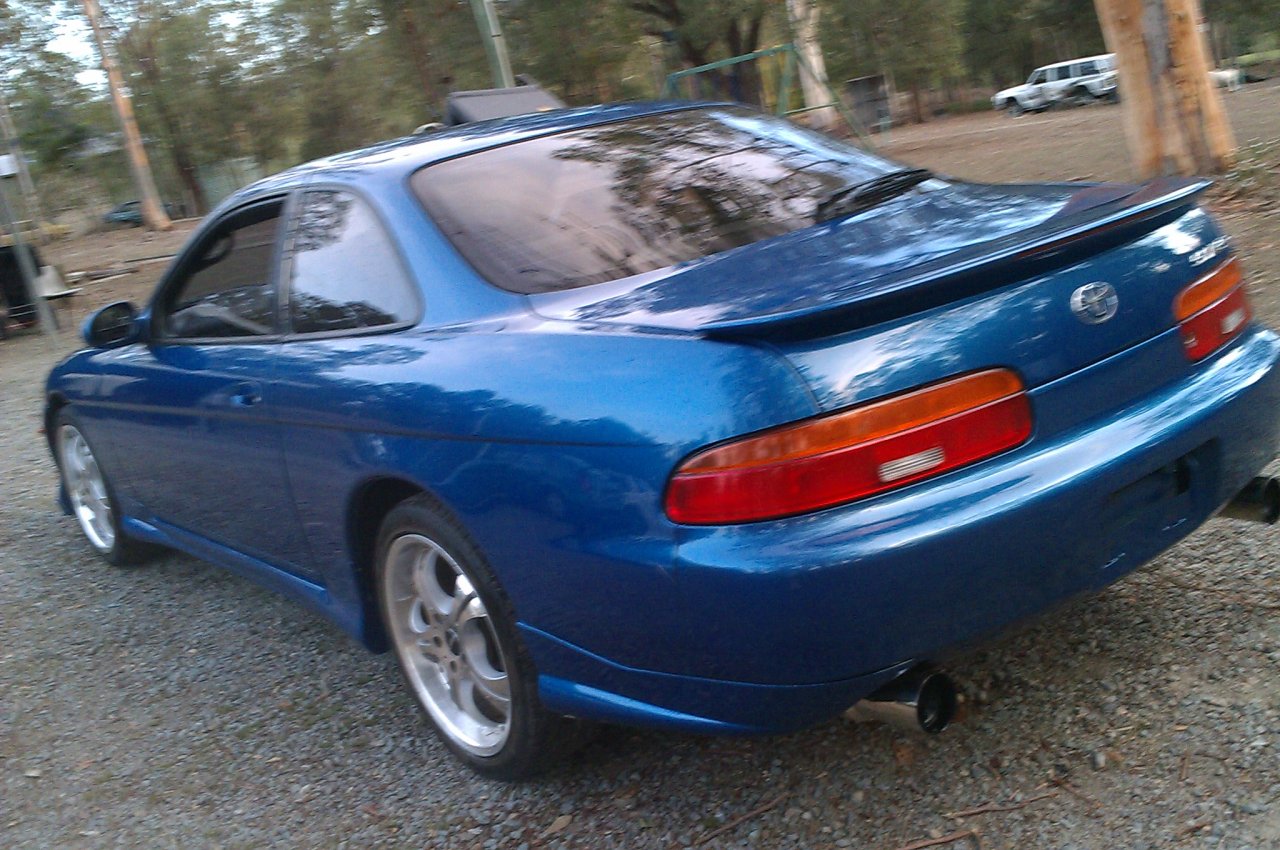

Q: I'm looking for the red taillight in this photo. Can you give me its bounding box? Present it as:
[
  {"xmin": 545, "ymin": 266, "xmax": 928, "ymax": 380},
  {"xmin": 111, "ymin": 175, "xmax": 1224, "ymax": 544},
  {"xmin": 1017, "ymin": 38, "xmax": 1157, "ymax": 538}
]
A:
[
  {"xmin": 665, "ymin": 369, "xmax": 1033, "ymax": 525},
  {"xmin": 1175, "ymin": 257, "xmax": 1251, "ymax": 361}
]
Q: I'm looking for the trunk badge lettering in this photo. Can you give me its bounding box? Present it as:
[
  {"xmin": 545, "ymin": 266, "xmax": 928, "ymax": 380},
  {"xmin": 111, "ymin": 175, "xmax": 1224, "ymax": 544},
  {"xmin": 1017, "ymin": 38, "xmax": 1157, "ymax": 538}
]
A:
[
  {"xmin": 1070, "ymin": 282, "xmax": 1119, "ymax": 324},
  {"xmin": 1190, "ymin": 236, "xmax": 1230, "ymax": 267}
]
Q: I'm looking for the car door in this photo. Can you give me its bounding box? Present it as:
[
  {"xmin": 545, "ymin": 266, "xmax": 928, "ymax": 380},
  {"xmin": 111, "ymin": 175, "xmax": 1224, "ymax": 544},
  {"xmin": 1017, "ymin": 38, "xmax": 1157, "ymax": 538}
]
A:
[
  {"xmin": 93, "ymin": 195, "xmax": 316, "ymax": 578},
  {"xmin": 266, "ymin": 188, "xmax": 424, "ymax": 584},
  {"xmin": 1043, "ymin": 65, "xmax": 1071, "ymax": 102},
  {"xmin": 1024, "ymin": 68, "xmax": 1049, "ymax": 108}
]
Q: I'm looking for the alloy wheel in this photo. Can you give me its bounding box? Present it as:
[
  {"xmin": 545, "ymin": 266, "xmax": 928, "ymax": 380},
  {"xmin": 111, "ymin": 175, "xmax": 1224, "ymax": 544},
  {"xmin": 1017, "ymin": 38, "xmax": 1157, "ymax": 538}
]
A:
[
  {"xmin": 383, "ymin": 532, "xmax": 512, "ymax": 756},
  {"xmin": 59, "ymin": 424, "xmax": 116, "ymax": 552}
]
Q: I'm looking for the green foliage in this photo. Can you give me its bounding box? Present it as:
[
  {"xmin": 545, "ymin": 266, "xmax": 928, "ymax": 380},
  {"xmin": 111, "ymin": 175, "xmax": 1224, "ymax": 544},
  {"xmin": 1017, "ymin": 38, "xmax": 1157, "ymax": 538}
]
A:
[
  {"xmin": 962, "ymin": 0, "xmax": 1036, "ymax": 88},
  {"xmin": 826, "ymin": 0, "xmax": 964, "ymax": 90},
  {"xmin": 1205, "ymin": 0, "xmax": 1280, "ymax": 56},
  {"xmin": 623, "ymin": 0, "xmax": 789, "ymax": 105},
  {"xmin": 960, "ymin": 0, "xmax": 1106, "ymax": 88},
  {"xmin": 507, "ymin": 0, "xmax": 646, "ymax": 103},
  {"xmin": 1239, "ymin": 48, "xmax": 1280, "ymax": 63},
  {"xmin": 11, "ymin": 51, "xmax": 93, "ymax": 167},
  {"xmin": 1, "ymin": 0, "xmax": 1279, "ymax": 212}
]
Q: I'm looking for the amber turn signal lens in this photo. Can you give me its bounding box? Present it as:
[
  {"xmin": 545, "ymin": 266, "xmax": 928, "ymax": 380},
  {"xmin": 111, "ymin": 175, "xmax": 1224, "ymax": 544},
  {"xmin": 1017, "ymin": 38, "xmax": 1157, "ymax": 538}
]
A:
[
  {"xmin": 1174, "ymin": 257, "xmax": 1251, "ymax": 361},
  {"xmin": 1174, "ymin": 257, "xmax": 1242, "ymax": 321}
]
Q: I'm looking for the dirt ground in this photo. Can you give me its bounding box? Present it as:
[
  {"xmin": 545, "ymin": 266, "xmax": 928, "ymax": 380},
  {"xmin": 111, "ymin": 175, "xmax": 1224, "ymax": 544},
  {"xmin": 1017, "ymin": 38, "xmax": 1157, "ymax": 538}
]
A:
[
  {"xmin": 3, "ymin": 86, "xmax": 1280, "ymax": 850},
  {"xmin": 880, "ymin": 79, "xmax": 1280, "ymax": 183},
  {"xmin": 879, "ymin": 80, "xmax": 1280, "ymax": 331}
]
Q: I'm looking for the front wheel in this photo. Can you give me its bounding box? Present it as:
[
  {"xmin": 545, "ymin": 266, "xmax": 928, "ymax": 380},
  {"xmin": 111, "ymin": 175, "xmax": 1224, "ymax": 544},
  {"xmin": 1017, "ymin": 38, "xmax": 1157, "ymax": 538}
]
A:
[
  {"xmin": 377, "ymin": 496, "xmax": 585, "ymax": 779},
  {"xmin": 1006, "ymin": 100, "xmax": 1024, "ymax": 117},
  {"xmin": 55, "ymin": 410, "xmax": 153, "ymax": 566}
]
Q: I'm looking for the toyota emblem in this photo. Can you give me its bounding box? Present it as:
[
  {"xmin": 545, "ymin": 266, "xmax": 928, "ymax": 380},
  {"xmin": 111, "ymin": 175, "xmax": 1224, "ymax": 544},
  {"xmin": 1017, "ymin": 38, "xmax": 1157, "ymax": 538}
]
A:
[{"xmin": 1069, "ymin": 282, "xmax": 1119, "ymax": 324}]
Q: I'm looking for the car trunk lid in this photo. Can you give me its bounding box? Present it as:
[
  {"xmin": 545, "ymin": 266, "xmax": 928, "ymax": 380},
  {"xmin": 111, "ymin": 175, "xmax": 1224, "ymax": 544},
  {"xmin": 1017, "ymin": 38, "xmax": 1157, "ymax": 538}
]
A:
[{"xmin": 531, "ymin": 177, "xmax": 1218, "ymax": 411}]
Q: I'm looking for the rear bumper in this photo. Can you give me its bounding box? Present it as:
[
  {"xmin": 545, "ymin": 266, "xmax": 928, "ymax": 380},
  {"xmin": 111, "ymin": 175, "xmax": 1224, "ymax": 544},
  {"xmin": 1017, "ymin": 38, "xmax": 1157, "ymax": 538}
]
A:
[{"xmin": 529, "ymin": 327, "xmax": 1280, "ymax": 733}]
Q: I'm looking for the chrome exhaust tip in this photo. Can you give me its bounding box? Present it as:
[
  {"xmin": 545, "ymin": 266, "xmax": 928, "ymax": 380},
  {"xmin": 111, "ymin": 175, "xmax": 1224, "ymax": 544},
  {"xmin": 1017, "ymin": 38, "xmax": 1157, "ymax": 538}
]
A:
[
  {"xmin": 1219, "ymin": 476, "xmax": 1280, "ymax": 524},
  {"xmin": 844, "ymin": 664, "xmax": 958, "ymax": 733}
]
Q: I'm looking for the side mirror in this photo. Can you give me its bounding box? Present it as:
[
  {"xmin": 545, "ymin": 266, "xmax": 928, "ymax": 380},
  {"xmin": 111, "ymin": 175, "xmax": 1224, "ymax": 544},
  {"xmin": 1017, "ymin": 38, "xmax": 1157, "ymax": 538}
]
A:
[{"xmin": 84, "ymin": 301, "xmax": 140, "ymax": 348}]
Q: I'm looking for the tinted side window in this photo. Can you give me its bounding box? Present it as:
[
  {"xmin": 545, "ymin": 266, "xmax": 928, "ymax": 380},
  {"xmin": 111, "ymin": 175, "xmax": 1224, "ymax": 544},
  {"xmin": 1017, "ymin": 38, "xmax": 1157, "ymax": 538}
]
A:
[
  {"xmin": 1028, "ymin": 70, "xmax": 1047, "ymax": 85},
  {"xmin": 163, "ymin": 201, "xmax": 283, "ymax": 339},
  {"xmin": 1078, "ymin": 61, "xmax": 1099, "ymax": 76},
  {"xmin": 287, "ymin": 191, "xmax": 419, "ymax": 335}
]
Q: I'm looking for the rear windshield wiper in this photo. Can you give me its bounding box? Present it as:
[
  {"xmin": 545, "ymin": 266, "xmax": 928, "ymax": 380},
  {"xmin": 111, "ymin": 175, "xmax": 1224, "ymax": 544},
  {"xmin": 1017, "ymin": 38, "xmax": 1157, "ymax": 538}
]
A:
[{"xmin": 814, "ymin": 168, "xmax": 934, "ymax": 223}]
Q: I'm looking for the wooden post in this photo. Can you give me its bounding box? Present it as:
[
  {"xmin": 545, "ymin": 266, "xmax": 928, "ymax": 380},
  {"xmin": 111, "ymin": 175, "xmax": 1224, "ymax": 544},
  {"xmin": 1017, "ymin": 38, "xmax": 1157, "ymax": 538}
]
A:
[
  {"xmin": 81, "ymin": 0, "xmax": 172, "ymax": 232},
  {"xmin": 1093, "ymin": 0, "xmax": 1235, "ymax": 178}
]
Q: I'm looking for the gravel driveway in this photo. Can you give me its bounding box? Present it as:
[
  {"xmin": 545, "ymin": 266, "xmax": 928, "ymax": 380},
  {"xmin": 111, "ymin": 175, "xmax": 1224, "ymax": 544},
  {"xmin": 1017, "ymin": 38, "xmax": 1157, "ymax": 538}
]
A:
[{"xmin": 4, "ymin": 92, "xmax": 1280, "ymax": 850}]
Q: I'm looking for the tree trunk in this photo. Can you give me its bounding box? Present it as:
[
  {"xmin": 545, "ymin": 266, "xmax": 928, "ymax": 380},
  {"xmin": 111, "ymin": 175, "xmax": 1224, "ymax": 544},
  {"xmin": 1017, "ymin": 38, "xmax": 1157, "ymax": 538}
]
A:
[
  {"xmin": 82, "ymin": 0, "xmax": 171, "ymax": 231},
  {"xmin": 0, "ymin": 91, "xmax": 46, "ymax": 238},
  {"xmin": 724, "ymin": 18, "xmax": 763, "ymax": 106},
  {"xmin": 1093, "ymin": 0, "xmax": 1234, "ymax": 177},
  {"xmin": 910, "ymin": 83, "xmax": 926, "ymax": 124},
  {"xmin": 785, "ymin": 0, "xmax": 837, "ymax": 129},
  {"xmin": 131, "ymin": 39, "xmax": 207, "ymax": 216}
]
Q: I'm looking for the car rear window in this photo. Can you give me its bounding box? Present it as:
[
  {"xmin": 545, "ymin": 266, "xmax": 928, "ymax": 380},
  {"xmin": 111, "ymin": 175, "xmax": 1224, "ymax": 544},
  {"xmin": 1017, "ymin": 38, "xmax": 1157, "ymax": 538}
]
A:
[{"xmin": 411, "ymin": 107, "xmax": 898, "ymax": 294}]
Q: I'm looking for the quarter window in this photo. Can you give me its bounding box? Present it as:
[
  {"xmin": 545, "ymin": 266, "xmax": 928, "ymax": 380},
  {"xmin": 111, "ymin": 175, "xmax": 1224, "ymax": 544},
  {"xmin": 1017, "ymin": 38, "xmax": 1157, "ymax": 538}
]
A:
[
  {"xmin": 162, "ymin": 201, "xmax": 284, "ymax": 339},
  {"xmin": 287, "ymin": 191, "xmax": 419, "ymax": 335}
]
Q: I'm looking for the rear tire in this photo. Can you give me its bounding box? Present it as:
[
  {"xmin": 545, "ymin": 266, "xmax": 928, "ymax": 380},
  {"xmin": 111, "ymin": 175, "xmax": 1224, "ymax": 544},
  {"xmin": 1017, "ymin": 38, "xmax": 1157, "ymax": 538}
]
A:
[
  {"xmin": 54, "ymin": 409, "xmax": 154, "ymax": 566},
  {"xmin": 376, "ymin": 495, "xmax": 587, "ymax": 780},
  {"xmin": 1067, "ymin": 85, "xmax": 1094, "ymax": 107}
]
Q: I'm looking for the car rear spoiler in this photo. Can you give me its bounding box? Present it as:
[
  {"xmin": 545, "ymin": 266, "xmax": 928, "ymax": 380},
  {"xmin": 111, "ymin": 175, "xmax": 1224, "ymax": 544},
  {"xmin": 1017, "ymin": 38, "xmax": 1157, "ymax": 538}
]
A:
[{"xmin": 700, "ymin": 177, "xmax": 1211, "ymax": 341}]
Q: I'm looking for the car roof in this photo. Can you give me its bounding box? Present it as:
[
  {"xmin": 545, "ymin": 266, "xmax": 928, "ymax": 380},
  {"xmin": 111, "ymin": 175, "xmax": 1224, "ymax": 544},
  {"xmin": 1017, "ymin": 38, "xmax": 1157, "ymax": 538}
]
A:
[
  {"xmin": 1035, "ymin": 54, "xmax": 1114, "ymax": 72},
  {"xmin": 226, "ymin": 101, "xmax": 713, "ymax": 208}
]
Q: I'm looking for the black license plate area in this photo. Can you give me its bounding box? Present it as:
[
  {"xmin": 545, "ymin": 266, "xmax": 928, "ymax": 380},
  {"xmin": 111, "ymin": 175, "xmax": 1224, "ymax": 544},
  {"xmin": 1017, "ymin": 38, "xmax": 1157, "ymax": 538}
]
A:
[{"xmin": 1095, "ymin": 443, "xmax": 1216, "ymax": 573}]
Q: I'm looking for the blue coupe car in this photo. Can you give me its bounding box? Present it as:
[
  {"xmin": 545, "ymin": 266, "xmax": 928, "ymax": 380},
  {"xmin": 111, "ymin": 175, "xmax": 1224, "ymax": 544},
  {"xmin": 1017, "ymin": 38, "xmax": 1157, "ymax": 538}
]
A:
[{"xmin": 47, "ymin": 103, "xmax": 1280, "ymax": 779}]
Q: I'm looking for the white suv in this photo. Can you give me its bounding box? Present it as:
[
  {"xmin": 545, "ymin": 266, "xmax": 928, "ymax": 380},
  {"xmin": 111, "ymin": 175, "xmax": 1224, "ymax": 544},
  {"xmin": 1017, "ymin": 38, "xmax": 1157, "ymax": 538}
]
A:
[{"xmin": 992, "ymin": 54, "xmax": 1118, "ymax": 116}]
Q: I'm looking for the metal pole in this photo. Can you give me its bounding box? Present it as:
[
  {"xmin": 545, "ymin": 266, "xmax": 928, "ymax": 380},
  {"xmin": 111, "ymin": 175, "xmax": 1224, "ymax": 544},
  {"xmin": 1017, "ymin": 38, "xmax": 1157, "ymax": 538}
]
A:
[
  {"xmin": 469, "ymin": 0, "xmax": 515, "ymax": 88},
  {"xmin": 0, "ymin": 177, "xmax": 57, "ymax": 340}
]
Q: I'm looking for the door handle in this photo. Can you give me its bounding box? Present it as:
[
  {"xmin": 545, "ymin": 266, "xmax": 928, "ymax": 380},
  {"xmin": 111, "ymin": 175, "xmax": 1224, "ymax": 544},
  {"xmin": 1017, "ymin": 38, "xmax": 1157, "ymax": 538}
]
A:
[{"xmin": 229, "ymin": 382, "xmax": 263, "ymax": 407}]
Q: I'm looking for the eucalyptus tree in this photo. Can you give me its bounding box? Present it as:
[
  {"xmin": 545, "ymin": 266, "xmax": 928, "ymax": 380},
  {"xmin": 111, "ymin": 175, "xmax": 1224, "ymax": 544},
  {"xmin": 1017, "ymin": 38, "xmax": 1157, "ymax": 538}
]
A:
[
  {"xmin": 826, "ymin": 0, "xmax": 964, "ymax": 122},
  {"xmin": 624, "ymin": 0, "xmax": 786, "ymax": 104},
  {"xmin": 505, "ymin": 0, "xmax": 645, "ymax": 103}
]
